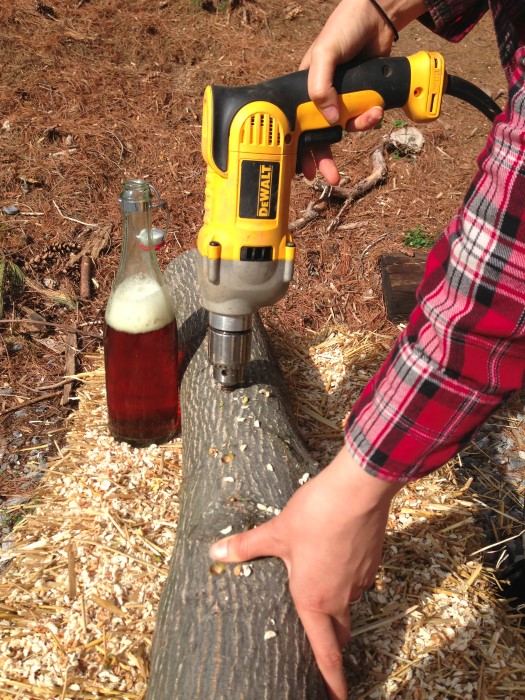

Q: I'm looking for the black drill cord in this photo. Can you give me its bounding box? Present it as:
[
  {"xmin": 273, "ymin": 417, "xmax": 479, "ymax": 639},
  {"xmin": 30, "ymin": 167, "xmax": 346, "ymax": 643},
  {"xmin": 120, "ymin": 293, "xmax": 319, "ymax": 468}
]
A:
[{"xmin": 446, "ymin": 74, "xmax": 503, "ymax": 122}]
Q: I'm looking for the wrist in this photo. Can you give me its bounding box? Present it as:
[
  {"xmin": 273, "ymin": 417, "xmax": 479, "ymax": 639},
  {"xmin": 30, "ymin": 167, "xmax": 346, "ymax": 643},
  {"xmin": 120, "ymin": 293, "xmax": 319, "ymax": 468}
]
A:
[
  {"xmin": 372, "ymin": 0, "xmax": 428, "ymax": 33},
  {"xmin": 327, "ymin": 446, "xmax": 402, "ymax": 513},
  {"xmin": 368, "ymin": 0, "xmax": 399, "ymax": 42}
]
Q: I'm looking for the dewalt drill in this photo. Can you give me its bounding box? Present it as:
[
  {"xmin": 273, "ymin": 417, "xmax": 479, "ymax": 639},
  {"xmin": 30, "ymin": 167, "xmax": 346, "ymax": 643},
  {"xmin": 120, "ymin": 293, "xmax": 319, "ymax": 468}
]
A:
[{"xmin": 197, "ymin": 51, "xmax": 500, "ymax": 388}]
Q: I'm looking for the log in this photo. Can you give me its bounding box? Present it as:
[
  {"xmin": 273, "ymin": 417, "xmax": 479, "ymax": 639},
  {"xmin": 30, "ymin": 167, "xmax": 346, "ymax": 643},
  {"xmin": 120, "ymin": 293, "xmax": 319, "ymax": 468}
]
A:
[
  {"xmin": 380, "ymin": 252, "xmax": 428, "ymax": 321},
  {"xmin": 147, "ymin": 250, "xmax": 327, "ymax": 700}
]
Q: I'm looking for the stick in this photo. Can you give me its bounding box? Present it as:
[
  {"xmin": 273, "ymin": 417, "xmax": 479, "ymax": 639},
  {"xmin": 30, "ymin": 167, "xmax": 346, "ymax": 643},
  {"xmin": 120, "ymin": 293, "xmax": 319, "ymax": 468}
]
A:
[
  {"xmin": 80, "ymin": 256, "xmax": 92, "ymax": 300},
  {"xmin": 0, "ymin": 391, "xmax": 63, "ymax": 418},
  {"xmin": 52, "ymin": 200, "xmax": 98, "ymax": 228},
  {"xmin": 61, "ymin": 332, "xmax": 77, "ymax": 405},
  {"xmin": 289, "ymin": 145, "xmax": 388, "ymax": 233}
]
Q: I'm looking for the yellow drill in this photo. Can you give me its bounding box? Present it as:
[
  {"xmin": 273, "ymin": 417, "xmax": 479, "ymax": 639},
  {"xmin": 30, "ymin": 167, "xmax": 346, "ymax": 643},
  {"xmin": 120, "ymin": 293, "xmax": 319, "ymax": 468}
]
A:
[{"xmin": 197, "ymin": 51, "xmax": 499, "ymax": 387}]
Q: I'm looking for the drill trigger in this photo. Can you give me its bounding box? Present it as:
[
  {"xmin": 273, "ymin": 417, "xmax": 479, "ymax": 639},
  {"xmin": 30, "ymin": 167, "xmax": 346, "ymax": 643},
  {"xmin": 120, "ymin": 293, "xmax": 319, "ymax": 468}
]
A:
[{"xmin": 296, "ymin": 125, "xmax": 344, "ymax": 173}]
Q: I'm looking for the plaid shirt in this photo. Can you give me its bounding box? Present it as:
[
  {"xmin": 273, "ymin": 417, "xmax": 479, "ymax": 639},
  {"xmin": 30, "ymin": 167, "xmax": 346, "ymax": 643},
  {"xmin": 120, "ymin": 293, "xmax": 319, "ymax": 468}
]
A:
[{"xmin": 345, "ymin": 0, "xmax": 525, "ymax": 482}]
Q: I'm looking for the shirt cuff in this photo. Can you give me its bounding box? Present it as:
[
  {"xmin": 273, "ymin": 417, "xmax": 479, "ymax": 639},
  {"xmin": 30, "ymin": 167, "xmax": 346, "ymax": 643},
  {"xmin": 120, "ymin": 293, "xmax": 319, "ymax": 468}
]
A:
[{"xmin": 420, "ymin": 0, "xmax": 488, "ymax": 43}]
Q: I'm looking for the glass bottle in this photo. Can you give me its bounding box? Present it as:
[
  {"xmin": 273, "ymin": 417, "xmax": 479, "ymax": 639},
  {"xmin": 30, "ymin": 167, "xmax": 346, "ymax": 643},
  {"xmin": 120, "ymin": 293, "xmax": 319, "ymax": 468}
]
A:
[{"xmin": 104, "ymin": 179, "xmax": 179, "ymax": 445}]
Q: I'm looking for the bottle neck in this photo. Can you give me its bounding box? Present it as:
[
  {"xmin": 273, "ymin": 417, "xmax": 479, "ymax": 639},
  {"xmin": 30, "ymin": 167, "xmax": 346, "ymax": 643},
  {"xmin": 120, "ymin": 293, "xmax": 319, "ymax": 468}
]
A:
[{"xmin": 115, "ymin": 207, "xmax": 163, "ymax": 286}]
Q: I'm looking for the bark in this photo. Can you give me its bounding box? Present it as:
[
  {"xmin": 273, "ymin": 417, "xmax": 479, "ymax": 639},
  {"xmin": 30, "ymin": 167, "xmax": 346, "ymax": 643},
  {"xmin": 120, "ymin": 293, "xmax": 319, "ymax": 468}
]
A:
[{"xmin": 147, "ymin": 249, "xmax": 327, "ymax": 700}]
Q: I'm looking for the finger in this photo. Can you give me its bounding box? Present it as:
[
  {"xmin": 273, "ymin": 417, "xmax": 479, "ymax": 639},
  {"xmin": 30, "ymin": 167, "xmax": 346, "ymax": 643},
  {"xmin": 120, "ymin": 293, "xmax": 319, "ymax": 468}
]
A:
[
  {"xmin": 301, "ymin": 149, "xmax": 317, "ymax": 182},
  {"xmin": 345, "ymin": 105, "xmax": 383, "ymax": 133},
  {"xmin": 301, "ymin": 144, "xmax": 340, "ymax": 185},
  {"xmin": 299, "ymin": 45, "xmax": 312, "ymax": 71},
  {"xmin": 298, "ymin": 609, "xmax": 347, "ymax": 700},
  {"xmin": 315, "ymin": 144, "xmax": 341, "ymax": 186},
  {"xmin": 208, "ymin": 521, "xmax": 279, "ymax": 564}
]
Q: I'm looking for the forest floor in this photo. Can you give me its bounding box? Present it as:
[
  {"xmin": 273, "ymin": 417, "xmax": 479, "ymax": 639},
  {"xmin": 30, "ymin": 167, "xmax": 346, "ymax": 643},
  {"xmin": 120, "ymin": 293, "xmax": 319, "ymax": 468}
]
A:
[{"xmin": 0, "ymin": 0, "xmax": 523, "ymax": 597}]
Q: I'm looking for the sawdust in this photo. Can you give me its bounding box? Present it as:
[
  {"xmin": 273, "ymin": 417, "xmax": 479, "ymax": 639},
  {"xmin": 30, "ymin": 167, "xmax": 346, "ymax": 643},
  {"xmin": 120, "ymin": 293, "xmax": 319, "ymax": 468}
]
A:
[{"xmin": 0, "ymin": 361, "xmax": 182, "ymax": 699}]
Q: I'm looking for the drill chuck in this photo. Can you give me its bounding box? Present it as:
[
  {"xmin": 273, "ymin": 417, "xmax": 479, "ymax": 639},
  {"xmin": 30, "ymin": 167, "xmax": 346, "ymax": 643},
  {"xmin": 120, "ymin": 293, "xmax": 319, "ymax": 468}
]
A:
[{"xmin": 208, "ymin": 312, "xmax": 253, "ymax": 388}]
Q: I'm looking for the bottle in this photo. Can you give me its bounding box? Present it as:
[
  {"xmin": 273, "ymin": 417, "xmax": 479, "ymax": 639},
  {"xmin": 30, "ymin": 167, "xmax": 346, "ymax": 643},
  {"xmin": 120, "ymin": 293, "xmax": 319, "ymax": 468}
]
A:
[{"xmin": 104, "ymin": 179, "xmax": 179, "ymax": 445}]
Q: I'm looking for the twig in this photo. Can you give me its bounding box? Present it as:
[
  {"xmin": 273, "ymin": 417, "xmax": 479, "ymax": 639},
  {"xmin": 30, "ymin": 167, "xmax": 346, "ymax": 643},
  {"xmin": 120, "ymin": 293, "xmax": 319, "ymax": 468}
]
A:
[
  {"xmin": 289, "ymin": 200, "xmax": 328, "ymax": 232},
  {"xmin": 327, "ymin": 145, "xmax": 388, "ymax": 234},
  {"xmin": 61, "ymin": 331, "xmax": 78, "ymax": 405},
  {"xmin": 470, "ymin": 529, "xmax": 525, "ymax": 556},
  {"xmin": 0, "ymin": 318, "xmax": 102, "ymax": 339},
  {"xmin": 360, "ymin": 232, "xmax": 388, "ymax": 258},
  {"xmin": 289, "ymin": 145, "xmax": 388, "ymax": 233},
  {"xmin": 34, "ymin": 379, "xmax": 74, "ymax": 392},
  {"xmin": 52, "ymin": 200, "xmax": 98, "ymax": 228},
  {"xmin": 0, "ymin": 391, "xmax": 62, "ymax": 418},
  {"xmin": 80, "ymin": 256, "xmax": 92, "ymax": 299},
  {"xmin": 104, "ymin": 129, "xmax": 125, "ymax": 164}
]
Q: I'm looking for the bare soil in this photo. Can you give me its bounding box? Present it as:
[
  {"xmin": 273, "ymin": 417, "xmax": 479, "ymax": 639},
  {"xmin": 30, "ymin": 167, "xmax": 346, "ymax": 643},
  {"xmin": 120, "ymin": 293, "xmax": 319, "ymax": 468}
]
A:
[{"xmin": 0, "ymin": 1, "xmax": 508, "ymax": 504}]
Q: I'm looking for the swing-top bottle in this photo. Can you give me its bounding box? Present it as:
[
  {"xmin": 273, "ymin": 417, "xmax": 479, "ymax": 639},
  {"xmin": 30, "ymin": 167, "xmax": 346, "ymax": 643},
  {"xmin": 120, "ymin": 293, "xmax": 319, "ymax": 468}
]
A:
[{"xmin": 104, "ymin": 179, "xmax": 179, "ymax": 444}]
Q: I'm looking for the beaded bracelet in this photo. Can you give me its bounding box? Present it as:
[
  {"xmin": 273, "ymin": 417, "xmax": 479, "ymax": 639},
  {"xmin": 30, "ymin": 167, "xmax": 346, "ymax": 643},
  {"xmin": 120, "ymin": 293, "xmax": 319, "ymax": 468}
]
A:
[{"xmin": 368, "ymin": 0, "xmax": 399, "ymax": 42}]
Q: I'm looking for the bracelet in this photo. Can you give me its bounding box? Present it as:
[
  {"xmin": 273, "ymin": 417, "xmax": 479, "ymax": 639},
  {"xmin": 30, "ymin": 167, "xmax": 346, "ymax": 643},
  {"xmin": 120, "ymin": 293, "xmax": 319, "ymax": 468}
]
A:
[{"xmin": 368, "ymin": 0, "xmax": 399, "ymax": 42}]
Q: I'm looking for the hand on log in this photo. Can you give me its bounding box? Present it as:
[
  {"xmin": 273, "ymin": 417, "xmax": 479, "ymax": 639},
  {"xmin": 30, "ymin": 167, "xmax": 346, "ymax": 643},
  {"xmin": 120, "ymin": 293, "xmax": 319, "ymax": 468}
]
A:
[
  {"xmin": 210, "ymin": 446, "xmax": 401, "ymax": 700},
  {"xmin": 148, "ymin": 250, "xmax": 401, "ymax": 700}
]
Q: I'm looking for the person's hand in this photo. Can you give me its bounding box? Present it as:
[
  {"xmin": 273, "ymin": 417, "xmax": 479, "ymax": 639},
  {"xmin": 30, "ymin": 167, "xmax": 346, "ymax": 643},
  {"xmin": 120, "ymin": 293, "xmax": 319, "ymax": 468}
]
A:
[
  {"xmin": 300, "ymin": 0, "xmax": 427, "ymax": 183},
  {"xmin": 208, "ymin": 447, "xmax": 402, "ymax": 700}
]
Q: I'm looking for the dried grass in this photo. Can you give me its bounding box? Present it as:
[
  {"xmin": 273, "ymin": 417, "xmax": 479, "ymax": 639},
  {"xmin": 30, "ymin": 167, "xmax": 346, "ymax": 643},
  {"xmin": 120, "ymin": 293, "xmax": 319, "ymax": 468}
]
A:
[{"xmin": 1, "ymin": 330, "xmax": 524, "ymax": 699}]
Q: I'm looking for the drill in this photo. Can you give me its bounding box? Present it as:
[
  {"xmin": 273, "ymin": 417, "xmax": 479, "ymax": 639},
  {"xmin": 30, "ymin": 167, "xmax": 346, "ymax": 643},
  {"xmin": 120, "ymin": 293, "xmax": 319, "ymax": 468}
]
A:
[{"xmin": 197, "ymin": 51, "xmax": 500, "ymax": 388}]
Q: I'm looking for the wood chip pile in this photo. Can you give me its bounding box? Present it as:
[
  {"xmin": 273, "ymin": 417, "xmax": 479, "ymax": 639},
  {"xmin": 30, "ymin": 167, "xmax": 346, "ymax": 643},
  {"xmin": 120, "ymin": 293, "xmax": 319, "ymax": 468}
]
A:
[
  {"xmin": 0, "ymin": 360, "xmax": 182, "ymax": 699},
  {"xmin": 1, "ymin": 331, "xmax": 524, "ymax": 699}
]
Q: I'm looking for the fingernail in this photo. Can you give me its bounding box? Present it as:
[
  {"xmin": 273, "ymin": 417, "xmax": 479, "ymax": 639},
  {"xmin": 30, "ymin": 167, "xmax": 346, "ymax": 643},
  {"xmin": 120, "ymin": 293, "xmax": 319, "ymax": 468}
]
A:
[
  {"xmin": 209, "ymin": 540, "xmax": 228, "ymax": 560},
  {"xmin": 322, "ymin": 105, "xmax": 339, "ymax": 124}
]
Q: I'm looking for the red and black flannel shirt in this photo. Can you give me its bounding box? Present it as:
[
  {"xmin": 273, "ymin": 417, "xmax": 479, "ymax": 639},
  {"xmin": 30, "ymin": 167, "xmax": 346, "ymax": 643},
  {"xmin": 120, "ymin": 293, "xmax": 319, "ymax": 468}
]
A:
[{"xmin": 345, "ymin": 0, "xmax": 525, "ymax": 482}]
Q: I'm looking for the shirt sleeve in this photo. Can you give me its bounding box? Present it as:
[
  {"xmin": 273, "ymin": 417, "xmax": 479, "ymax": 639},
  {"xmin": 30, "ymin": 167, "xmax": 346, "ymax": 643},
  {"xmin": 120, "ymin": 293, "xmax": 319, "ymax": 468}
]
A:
[
  {"xmin": 344, "ymin": 50, "xmax": 525, "ymax": 483},
  {"xmin": 419, "ymin": 0, "xmax": 489, "ymax": 42}
]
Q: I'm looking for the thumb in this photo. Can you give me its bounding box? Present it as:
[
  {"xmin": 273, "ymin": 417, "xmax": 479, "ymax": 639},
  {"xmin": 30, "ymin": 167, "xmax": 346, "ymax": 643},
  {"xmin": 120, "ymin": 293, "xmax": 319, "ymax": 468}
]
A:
[{"xmin": 209, "ymin": 521, "xmax": 277, "ymax": 564}]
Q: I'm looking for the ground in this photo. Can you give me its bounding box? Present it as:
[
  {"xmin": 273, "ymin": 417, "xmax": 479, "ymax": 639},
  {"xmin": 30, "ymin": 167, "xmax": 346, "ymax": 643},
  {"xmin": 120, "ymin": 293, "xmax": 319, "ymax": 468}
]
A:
[{"xmin": 0, "ymin": 2, "xmax": 510, "ymax": 500}]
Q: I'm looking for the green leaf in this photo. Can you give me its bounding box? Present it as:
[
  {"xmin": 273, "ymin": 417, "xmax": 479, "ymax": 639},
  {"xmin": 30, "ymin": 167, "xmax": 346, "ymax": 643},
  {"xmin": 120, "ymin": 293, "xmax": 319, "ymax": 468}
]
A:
[{"xmin": 403, "ymin": 225, "xmax": 434, "ymax": 249}]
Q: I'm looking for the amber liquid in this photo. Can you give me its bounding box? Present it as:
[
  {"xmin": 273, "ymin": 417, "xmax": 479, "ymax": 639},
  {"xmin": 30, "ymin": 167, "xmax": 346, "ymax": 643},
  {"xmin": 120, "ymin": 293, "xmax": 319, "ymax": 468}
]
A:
[{"xmin": 104, "ymin": 321, "xmax": 179, "ymax": 444}]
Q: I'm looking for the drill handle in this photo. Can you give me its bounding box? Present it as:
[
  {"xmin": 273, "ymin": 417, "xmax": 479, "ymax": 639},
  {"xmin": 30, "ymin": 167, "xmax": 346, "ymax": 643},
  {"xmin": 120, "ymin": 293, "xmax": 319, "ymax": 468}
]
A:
[{"xmin": 206, "ymin": 51, "xmax": 445, "ymax": 174}]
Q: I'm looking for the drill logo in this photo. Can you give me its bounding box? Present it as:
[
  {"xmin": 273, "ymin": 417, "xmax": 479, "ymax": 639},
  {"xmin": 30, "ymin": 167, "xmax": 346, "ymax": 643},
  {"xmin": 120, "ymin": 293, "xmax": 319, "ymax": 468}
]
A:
[
  {"xmin": 239, "ymin": 160, "xmax": 280, "ymax": 220},
  {"xmin": 257, "ymin": 165, "xmax": 273, "ymax": 217}
]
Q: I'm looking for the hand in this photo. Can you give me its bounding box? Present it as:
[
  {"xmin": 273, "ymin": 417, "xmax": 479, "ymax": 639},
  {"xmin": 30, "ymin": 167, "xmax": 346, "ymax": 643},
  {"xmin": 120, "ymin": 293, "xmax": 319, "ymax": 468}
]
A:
[
  {"xmin": 209, "ymin": 447, "xmax": 402, "ymax": 700},
  {"xmin": 300, "ymin": 0, "xmax": 427, "ymax": 183}
]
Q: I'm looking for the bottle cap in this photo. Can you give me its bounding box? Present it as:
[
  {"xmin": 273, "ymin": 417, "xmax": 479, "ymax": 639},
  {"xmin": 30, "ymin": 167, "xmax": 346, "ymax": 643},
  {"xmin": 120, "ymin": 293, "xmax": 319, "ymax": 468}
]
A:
[{"xmin": 137, "ymin": 227, "xmax": 165, "ymax": 250}]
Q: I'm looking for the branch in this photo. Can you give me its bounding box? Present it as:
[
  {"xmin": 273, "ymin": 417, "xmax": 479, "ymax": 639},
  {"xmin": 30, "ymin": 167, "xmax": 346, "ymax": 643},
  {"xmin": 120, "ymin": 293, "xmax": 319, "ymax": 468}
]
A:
[{"xmin": 289, "ymin": 145, "xmax": 388, "ymax": 233}]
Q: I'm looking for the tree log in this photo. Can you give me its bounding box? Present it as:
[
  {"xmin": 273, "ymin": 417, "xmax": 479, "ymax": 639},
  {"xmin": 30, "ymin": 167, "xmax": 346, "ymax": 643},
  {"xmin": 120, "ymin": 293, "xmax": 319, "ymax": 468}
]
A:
[{"xmin": 147, "ymin": 250, "xmax": 327, "ymax": 700}]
